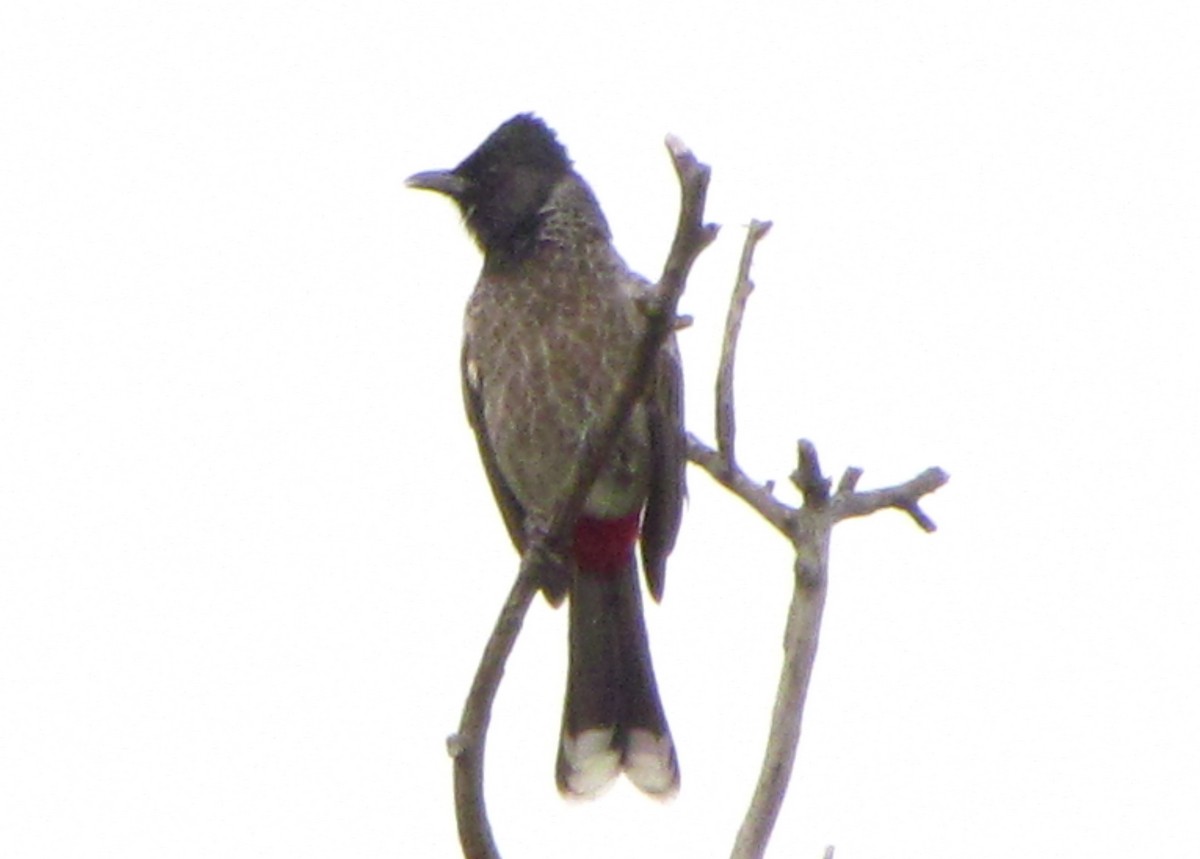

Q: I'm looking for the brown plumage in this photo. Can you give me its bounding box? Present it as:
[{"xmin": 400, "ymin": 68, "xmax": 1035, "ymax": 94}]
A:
[{"xmin": 407, "ymin": 114, "xmax": 685, "ymax": 797}]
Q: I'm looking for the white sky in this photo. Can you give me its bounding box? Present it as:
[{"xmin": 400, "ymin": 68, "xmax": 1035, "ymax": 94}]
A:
[{"xmin": 3, "ymin": 2, "xmax": 1198, "ymax": 857}]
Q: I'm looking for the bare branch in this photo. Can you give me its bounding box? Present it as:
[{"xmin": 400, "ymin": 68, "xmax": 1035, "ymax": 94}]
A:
[
  {"xmin": 691, "ymin": 440, "xmax": 946, "ymax": 858},
  {"xmin": 732, "ymin": 538, "xmax": 829, "ymax": 859},
  {"xmin": 450, "ymin": 557, "xmax": 541, "ymax": 859},
  {"xmin": 730, "ymin": 442, "xmax": 831, "ymax": 859},
  {"xmin": 683, "ymin": 217, "xmax": 948, "ymax": 859},
  {"xmin": 452, "ymin": 136, "xmax": 716, "ymax": 859},
  {"xmin": 686, "ymin": 432, "xmax": 792, "ymax": 537},
  {"xmin": 831, "ymin": 467, "xmax": 949, "ymax": 532},
  {"xmin": 716, "ymin": 220, "xmax": 772, "ymax": 466},
  {"xmin": 660, "ymin": 135, "xmax": 720, "ymax": 303}
]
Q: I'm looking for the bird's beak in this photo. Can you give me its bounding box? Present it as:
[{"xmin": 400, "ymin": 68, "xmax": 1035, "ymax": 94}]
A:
[{"xmin": 405, "ymin": 169, "xmax": 468, "ymax": 199}]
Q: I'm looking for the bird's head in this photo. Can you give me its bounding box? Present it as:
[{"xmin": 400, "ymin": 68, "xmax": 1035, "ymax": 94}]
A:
[{"xmin": 407, "ymin": 114, "xmax": 573, "ymax": 260}]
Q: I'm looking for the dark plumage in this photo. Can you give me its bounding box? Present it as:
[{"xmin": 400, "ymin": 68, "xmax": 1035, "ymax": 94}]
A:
[{"xmin": 408, "ymin": 114, "xmax": 685, "ymax": 798}]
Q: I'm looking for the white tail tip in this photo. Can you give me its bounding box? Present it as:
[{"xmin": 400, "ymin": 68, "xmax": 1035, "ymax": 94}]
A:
[
  {"xmin": 559, "ymin": 726, "xmax": 679, "ymax": 799},
  {"xmin": 560, "ymin": 727, "xmax": 621, "ymax": 798},
  {"xmin": 624, "ymin": 728, "xmax": 679, "ymax": 797}
]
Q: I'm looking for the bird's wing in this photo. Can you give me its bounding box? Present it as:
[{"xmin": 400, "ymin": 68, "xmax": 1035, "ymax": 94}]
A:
[
  {"xmin": 461, "ymin": 341, "xmax": 528, "ymax": 556},
  {"xmin": 640, "ymin": 334, "xmax": 686, "ymax": 602}
]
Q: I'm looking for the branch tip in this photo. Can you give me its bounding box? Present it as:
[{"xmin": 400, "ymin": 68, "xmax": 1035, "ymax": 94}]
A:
[
  {"xmin": 748, "ymin": 218, "xmax": 774, "ymax": 238},
  {"xmin": 836, "ymin": 468, "xmax": 862, "ymax": 494},
  {"xmin": 792, "ymin": 439, "xmax": 831, "ymax": 506},
  {"xmin": 903, "ymin": 501, "xmax": 938, "ymax": 533},
  {"xmin": 664, "ymin": 132, "xmax": 692, "ymax": 161}
]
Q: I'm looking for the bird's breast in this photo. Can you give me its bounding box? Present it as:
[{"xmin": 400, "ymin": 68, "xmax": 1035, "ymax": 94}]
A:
[{"xmin": 464, "ymin": 257, "xmax": 651, "ymax": 518}]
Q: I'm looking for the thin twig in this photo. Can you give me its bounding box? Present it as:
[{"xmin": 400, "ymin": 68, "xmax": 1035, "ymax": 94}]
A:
[
  {"xmin": 716, "ymin": 220, "xmax": 772, "ymax": 467},
  {"xmin": 451, "ymin": 136, "xmax": 716, "ymax": 859},
  {"xmin": 686, "ymin": 433, "xmax": 792, "ymax": 537}
]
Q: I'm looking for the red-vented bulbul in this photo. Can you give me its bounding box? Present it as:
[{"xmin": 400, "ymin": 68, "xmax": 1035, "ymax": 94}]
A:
[{"xmin": 407, "ymin": 114, "xmax": 685, "ymax": 798}]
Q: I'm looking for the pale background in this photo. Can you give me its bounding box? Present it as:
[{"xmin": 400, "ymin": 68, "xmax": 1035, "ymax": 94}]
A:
[{"xmin": 3, "ymin": 2, "xmax": 1198, "ymax": 857}]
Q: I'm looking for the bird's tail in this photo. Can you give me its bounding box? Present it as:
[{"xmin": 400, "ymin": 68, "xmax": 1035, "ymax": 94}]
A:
[{"xmin": 556, "ymin": 550, "xmax": 679, "ymax": 798}]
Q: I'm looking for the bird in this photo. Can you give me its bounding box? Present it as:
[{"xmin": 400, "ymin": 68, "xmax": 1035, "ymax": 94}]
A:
[{"xmin": 406, "ymin": 114, "xmax": 686, "ymax": 798}]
